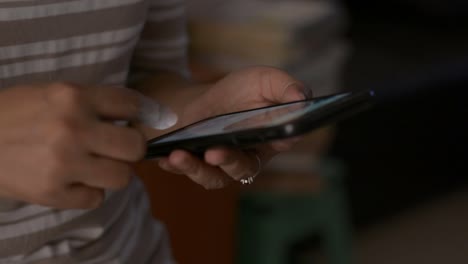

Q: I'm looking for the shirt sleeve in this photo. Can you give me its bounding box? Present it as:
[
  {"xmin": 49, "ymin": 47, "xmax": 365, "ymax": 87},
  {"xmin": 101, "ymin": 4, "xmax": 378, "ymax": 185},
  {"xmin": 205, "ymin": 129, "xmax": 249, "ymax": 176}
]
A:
[{"xmin": 130, "ymin": 0, "xmax": 190, "ymax": 79}]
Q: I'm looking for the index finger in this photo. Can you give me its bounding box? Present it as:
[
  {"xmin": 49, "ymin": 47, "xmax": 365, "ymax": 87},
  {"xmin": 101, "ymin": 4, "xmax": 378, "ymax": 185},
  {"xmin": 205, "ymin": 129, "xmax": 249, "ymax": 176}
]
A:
[{"xmin": 89, "ymin": 86, "xmax": 140, "ymax": 120}]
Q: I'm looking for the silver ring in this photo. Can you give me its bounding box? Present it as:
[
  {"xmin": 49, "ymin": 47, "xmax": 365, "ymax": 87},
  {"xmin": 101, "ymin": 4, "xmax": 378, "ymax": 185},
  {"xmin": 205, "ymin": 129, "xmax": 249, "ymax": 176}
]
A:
[{"xmin": 240, "ymin": 153, "xmax": 262, "ymax": 185}]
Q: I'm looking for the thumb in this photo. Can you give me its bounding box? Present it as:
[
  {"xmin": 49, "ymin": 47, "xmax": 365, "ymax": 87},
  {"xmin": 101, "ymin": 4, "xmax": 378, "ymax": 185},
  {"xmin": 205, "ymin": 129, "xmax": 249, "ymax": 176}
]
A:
[
  {"xmin": 280, "ymin": 83, "xmax": 310, "ymax": 103},
  {"xmin": 258, "ymin": 68, "xmax": 312, "ymax": 103}
]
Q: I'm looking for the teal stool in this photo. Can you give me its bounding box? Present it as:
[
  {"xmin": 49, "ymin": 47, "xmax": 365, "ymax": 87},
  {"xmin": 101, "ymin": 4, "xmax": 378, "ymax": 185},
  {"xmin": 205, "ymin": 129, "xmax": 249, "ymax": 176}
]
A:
[{"xmin": 236, "ymin": 160, "xmax": 352, "ymax": 264}]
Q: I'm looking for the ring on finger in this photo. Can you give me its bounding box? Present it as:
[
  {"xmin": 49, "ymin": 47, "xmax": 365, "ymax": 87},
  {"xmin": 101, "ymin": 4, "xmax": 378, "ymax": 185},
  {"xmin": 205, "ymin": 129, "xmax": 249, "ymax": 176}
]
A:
[{"xmin": 240, "ymin": 153, "xmax": 262, "ymax": 185}]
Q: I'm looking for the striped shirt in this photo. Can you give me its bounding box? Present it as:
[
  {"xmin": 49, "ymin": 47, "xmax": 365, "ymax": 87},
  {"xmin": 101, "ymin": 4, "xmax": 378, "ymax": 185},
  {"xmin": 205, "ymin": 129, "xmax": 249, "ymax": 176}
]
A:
[{"xmin": 0, "ymin": 0, "xmax": 188, "ymax": 263}]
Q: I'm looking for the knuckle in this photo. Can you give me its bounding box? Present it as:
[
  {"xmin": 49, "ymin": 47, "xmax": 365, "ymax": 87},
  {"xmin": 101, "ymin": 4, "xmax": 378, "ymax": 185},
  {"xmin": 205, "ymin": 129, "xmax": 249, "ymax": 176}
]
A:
[
  {"xmin": 49, "ymin": 82, "xmax": 79, "ymax": 98},
  {"xmin": 48, "ymin": 82, "xmax": 83, "ymax": 104}
]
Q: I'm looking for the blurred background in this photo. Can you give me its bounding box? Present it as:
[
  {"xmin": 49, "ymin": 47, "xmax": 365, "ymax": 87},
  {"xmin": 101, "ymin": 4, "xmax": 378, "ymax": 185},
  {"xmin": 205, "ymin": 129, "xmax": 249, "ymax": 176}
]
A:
[{"xmin": 137, "ymin": 0, "xmax": 468, "ymax": 263}]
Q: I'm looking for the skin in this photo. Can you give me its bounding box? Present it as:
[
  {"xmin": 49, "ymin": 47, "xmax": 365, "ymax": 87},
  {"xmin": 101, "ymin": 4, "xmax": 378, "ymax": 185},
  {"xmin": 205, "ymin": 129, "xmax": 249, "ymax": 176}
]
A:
[
  {"xmin": 138, "ymin": 66, "xmax": 310, "ymax": 190},
  {"xmin": 0, "ymin": 66, "xmax": 309, "ymax": 209},
  {"xmin": 0, "ymin": 83, "xmax": 145, "ymax": 209}
]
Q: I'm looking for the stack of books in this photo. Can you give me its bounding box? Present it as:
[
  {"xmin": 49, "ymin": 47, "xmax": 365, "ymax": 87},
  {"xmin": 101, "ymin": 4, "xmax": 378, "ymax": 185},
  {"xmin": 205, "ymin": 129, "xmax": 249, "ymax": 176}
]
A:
[{"xmin": 187, "ymin": 0, "xmax": 349, "ymax": 96}]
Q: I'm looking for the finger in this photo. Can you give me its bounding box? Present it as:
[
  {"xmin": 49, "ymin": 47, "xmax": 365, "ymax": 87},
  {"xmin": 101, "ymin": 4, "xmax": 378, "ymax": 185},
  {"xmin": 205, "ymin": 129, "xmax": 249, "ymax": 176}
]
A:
[
  {"xmin": 44, "ymin": 83, "xmax": 140, "ymax": 121},
  {"xmin": 56, "ymin": 184, "xmax": 105, "ymax": 209},
  {"xmin": 86, "ymin": 122, "xmax": 145, "ymax": 162},
  {"xmin": 260, "ymin": 68, "xmax": 311, "ymax": 103},
  {"xmin": 89, "ymin": 86, "xmax": 141, "ymax": 120},
  {"xmin": 158, "ymin": 158, "xmax": 184, "ymax": 175},
  {"xmin": 204, "ymin": 147, "xmax": 260, "ymax": 181},
  {"xmin": 279, "ymin": 83, "xmax": 310, "ymax": 102},
  {"xmin": 78, "ymin": 156, "xmax": 133, "ymax": 190},
  {"xmin": 167, "ymin": 150, "xmax": 232, "ymax": 190}
]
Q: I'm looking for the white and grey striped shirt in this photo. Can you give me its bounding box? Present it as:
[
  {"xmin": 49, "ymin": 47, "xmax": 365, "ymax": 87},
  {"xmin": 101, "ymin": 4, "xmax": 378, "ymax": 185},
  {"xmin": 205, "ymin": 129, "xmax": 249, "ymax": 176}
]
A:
[{"xmin": 0, "ymin": 0, "xmax": 188, "ymax": 263}]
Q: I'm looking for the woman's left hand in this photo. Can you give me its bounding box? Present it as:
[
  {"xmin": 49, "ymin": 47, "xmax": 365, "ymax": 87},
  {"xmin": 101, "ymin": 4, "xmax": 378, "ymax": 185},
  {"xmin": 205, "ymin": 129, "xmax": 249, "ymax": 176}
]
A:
[{"xmin": 157, "ymin": 66, "xmax": 311, "ymax": 189}]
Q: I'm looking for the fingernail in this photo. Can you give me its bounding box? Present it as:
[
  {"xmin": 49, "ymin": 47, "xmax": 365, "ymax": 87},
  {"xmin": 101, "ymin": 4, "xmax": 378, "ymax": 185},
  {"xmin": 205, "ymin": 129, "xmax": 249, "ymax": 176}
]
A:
[
  {"xmin": 282, "ymin": 83, "xmax": 308, "ymax": 101},
  {"xmin": 138, "ymin": 93, "xmax": 178, "ymax": 130}
]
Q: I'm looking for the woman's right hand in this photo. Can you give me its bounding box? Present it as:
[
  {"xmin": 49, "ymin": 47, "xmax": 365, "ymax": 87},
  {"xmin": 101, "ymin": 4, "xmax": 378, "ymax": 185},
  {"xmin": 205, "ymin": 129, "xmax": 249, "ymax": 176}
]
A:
[{"xmin": 0, "ymin": 83, "xmax": 146, "ymax": 209}]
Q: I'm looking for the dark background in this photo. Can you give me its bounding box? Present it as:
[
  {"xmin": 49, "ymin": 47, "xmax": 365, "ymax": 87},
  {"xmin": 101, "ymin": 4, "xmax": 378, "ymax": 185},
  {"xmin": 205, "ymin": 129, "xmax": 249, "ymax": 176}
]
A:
[{"xmin": 332, "ymin": 0, "xmax": 468, "ymax": 227}]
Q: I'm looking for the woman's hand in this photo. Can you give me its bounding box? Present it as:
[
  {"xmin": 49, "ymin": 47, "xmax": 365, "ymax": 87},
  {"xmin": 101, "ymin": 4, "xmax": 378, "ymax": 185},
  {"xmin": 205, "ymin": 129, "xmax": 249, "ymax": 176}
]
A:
[
  {"xmin": 157, "ymin": 66, "xmax": 311, "ymax": 189},
  {"xmin": 0, "ymin": 83, "xmax": 146, "ymax": 209}
]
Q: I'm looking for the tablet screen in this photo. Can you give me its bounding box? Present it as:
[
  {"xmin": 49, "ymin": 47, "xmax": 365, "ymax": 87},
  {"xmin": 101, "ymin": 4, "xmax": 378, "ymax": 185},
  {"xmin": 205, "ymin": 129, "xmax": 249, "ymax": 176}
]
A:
[{"xmin": 153, "ymin": 92, "xmax": 350, "ymax": 144}]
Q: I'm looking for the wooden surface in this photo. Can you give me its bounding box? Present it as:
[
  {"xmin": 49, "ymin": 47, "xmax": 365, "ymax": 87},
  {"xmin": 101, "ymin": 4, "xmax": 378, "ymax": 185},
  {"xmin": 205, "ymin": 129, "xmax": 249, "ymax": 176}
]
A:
[{"xmin": 136, "ymin": 160, "xmax": 240, "ymax": 264}]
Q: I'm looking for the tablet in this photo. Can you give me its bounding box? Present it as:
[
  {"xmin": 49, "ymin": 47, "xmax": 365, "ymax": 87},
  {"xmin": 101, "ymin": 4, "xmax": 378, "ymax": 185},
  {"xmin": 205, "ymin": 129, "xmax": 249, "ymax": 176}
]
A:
[{"xmin": 145, "ymin": 90, "xmax": 375, "ymax": 159}]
